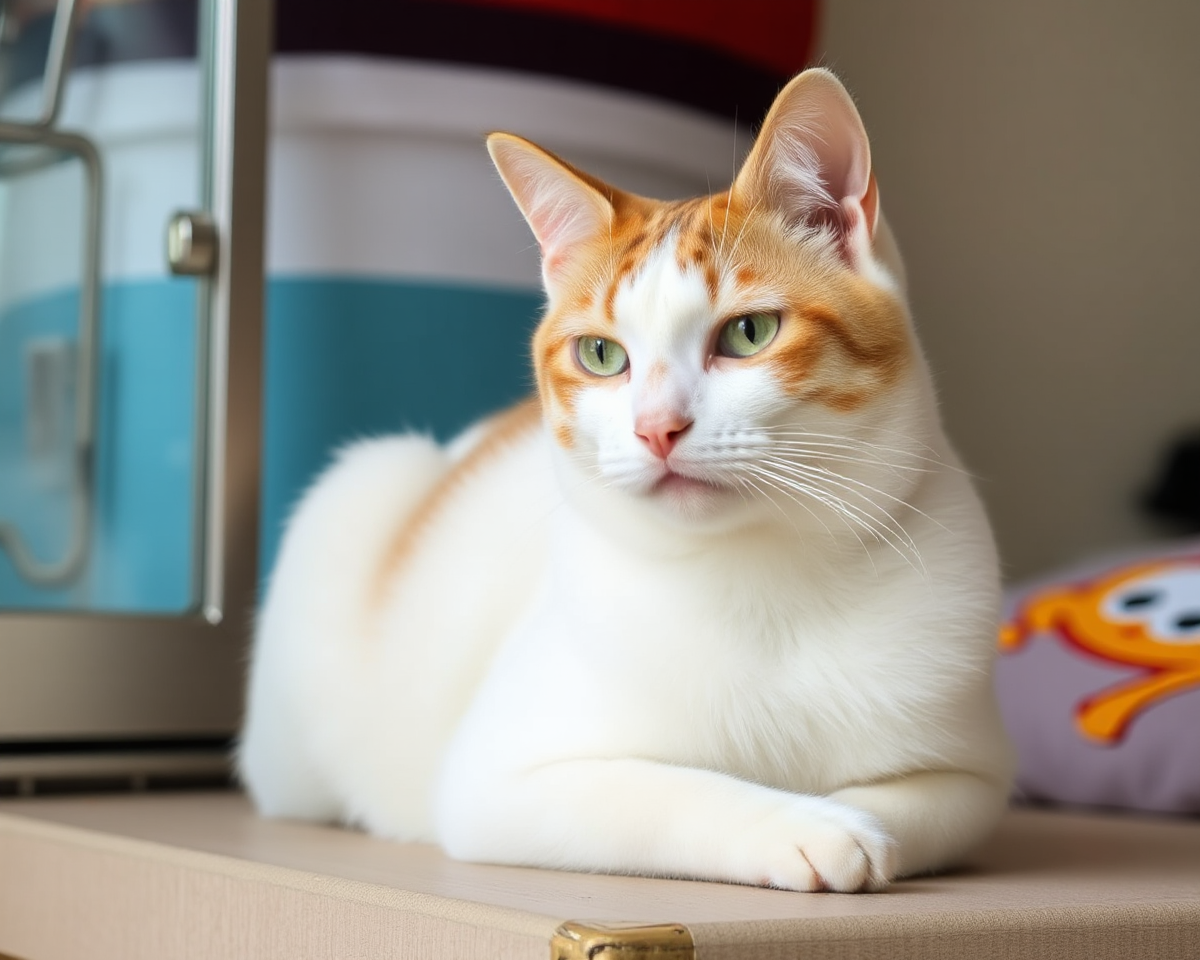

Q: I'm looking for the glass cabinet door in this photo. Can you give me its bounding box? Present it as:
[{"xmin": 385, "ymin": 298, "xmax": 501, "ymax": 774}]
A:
[
  {"xmin": 0, "ymin": 0, "xmax": 268, "ymax": 755},
  {"xmin": 0, "ymin": 0, "xmax": 264, "ymax": 621},
  {"xmin": 1, "ymin": 0, "xmax": 205, "ymax": 613}
]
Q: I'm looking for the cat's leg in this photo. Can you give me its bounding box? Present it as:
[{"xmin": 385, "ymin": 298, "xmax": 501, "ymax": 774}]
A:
[
  {"xmin": 239, "ymin": 435, "xmax": 449, "ymax": 822},
  {"xmin": 828, "ymin": 771, "xmax": 1009, "ymax": 878},
  {"xmin": 435, "ymin": 757, "xmax": 897, "ymax": 892}
]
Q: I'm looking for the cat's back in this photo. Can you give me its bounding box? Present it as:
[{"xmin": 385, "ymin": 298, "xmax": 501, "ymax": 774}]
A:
[
  {"xmin": 241, "ymin": 397, "xmax": 556, "ymax": 837},
  {"xmin": 373, "ymin": 396, "xmax": 557, "ymax": 654},
  {"xmin": 262, "ymin": 396, "xmax": 551, "ymax": 641}
]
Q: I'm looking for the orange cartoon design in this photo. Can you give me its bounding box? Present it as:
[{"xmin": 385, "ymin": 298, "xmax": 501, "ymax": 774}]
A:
[{"xmin": 1000, "ymin": 557, "xmax": 1200, "ymax": 744}]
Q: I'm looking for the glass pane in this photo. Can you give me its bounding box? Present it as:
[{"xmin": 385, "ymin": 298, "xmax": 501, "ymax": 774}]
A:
[
  {"xmin": 0, "ymin": 142, "xmax": 86, "ymax": 606},
  {"xmin": 0, "ymin": 0, "xmax": 205, "ymax": 613}
]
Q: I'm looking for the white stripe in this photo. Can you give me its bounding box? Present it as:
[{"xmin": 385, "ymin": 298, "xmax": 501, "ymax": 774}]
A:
[
  {"xmin": 1, "ymin": 57, "xmax": 754, "ymax": 304},
  {"xmin": 272, "ymin": 57, "xmax": 751, "ymax": 183},
  {"xmin": 270, "ymin": 58, "xmax": 750, "ymax": 285},
  {"xmin": 0, "ymin": 63, "xmax": 201, "ymax": 305}
]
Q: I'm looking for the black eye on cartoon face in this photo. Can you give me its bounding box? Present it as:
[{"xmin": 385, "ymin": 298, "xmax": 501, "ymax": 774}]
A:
[
  {"xmin": 1119, "ymin": 591, "xmax": 1161, "ymax": 611},
  {"xmin": 1176, "ymin": 611, "xmax": 1200, "ymax": 633}
]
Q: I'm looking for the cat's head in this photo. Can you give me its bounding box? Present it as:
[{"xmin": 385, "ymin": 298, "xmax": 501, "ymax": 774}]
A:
[{"xmin": 489, "ymin": 69, "xmax": 933, "ymax": 538}]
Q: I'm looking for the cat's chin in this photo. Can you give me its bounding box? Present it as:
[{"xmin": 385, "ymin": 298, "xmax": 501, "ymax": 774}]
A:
[
  {"xmin": 644, "ymin": 469, "xmax": 742, "ymax": 525},
  {"xmin": 652, "ymin": 470, "xmax": 725, "ymax": 498}
]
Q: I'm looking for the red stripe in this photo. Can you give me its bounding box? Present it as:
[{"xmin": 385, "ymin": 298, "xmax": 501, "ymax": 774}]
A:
[{"xmin": 449, "ymin": 0, "xmax": 818, "ymax": 77}]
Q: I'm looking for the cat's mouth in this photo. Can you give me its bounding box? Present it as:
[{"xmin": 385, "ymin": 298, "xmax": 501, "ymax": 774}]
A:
[{"xmin": 652, "ymin": 469, "xmax": 727, "ymax": 498}]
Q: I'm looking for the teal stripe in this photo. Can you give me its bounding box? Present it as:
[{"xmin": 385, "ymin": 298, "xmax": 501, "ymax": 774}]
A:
[
  {"xmin": 0, "ymin": 280, "xmax": 198, "ymax": 612},
  {"xmin": 260, "ymin": 277, "xmax": 543, "ymax": 580},
  {"xmin": 0, "ymin": 276, "xmax": 543, "ymax": 611}
]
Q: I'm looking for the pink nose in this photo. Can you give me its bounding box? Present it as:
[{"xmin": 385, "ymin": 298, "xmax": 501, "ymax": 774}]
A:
[{"xmin": 635, "ymin": 415, "xmax": 693, "ymax": 460}]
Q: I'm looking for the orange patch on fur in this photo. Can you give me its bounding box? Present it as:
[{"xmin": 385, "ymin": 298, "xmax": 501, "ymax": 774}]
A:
[
  {"xmin": 753, "ymin": 318, "xmax": 825, "ymax": 388},
  {"xmin": 677, "ymin": 241, "xmax": 708, "ymax": 273},
  {"xmin": 802, "ymin": 386, "xmax": 870, "ymax": 412},
  {"xmin": 602, "ymin": 283, "xmax": 619, "ymax": 325},
  {"xmin": 591, "ymin": 194, "xmax": 732, "ymax": 318},
  {"xmin": 553, "ymin": 420, "xmax": 574, "ymax": 449},
  {"xmin": 765, "ymin": 289, "xmax": 909, "ymax": 407},
  {"xmin": 373, "ymin": 397, "xmax": 542, "ymax": 607},
  {"xmin": 534, "ymin": 324, "xmax": 592, "ymax": 429},
  {"xmin": 806, "ymin": 300, "xmax": 906, "ymax": 373},
  {"xmin": 706, "ymin": 210, "xmax": 911, "ymax": 412},
  {"xmin": 623, "ymin": 228, "xmax": 648, "ymax": 251}
]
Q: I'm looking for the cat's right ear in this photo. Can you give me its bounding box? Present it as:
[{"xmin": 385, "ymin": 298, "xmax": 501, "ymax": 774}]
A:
[
  {"xmin": 487, "ymin": 133, "xmax": 614, "ymax": 287},
  {"xmin": 732, "ymin": 69, "xmax": 878, "ymax": 269}
]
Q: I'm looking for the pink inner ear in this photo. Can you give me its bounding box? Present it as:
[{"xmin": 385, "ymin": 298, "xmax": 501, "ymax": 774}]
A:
[
  {"xmin": 789, "ymin": 106, "xmax": 875, "ymax": 265},
  {"xmin": 862, "ymin": 172, "xmax": 880, "ymax": 236},
  {"xmin": 793, "ymin": 106, "xmax": 871, "ymax": 230},
  {"xmin": 532, "ymin": 203, "xmax": 592, "ymax": 272},
  {"xmin": 815, "ymin": 124, "xmax": 870, "ymax": 210},
  {"xmin": 517, "ymin": 171, "xmax": 611, "ymax": 285},
  {"xmin": 802, "ymin": 199, "xmax": 869, "ymax": 268},
  {"xmin": 488, "ymin": 134, "xmax": 613, "ymax": 286},
  {"xmin": 737, "ymin": 71, "xmax": 877, "ymax": 266}
]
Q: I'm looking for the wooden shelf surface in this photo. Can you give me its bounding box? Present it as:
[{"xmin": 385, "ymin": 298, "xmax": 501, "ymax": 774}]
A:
[{"xmin": 1, "ymin": 791, "xmax": 1198, "ymax": 959}]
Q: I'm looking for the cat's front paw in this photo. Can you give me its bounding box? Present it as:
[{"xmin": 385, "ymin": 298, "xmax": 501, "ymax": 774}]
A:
[{"xmin": 745, "ymin": 799, "xmax": 896, "ymax": 893}]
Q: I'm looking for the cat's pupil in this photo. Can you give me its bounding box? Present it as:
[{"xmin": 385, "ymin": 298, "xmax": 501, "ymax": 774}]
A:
[
  {"xmin": 1121, "ymin": 591, "xmax": 1159, "ymax": 610},
  {"xmin": 742, "ymin": 317, "xmax": 757, "ymax": 342},
  {"xmin": 595, "ymin": 339, "xmax": 606, "ymax": 365}
]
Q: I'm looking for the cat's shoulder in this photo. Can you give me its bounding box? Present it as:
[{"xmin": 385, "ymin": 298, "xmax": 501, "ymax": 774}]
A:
[{"xmin": 445, "ymin": 396, "xmax": 543, "ymax": 465}]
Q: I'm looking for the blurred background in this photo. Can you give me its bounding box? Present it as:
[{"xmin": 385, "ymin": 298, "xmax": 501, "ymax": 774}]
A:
[
  {"xmin": 822, "ymin": 1, "xmax": 1200, "ymax": 579},
  {"xmin": 0, "ymin": 0, "xmax": 1196, "ymax": 782}
]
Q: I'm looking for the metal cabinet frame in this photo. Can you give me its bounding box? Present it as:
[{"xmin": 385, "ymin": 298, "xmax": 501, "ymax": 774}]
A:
[{"xmin": 0, "ymin": 0, "xmax": 271, "ymax": 784}]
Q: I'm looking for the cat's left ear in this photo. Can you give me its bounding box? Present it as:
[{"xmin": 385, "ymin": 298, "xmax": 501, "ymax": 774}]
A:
[
  {"xmin": 733, "ymin": 69, "xmax": 879, "ymax": 268},
  {"xmin": 487, "ymin": 133, "xmax": 615, "ymax": 289}
]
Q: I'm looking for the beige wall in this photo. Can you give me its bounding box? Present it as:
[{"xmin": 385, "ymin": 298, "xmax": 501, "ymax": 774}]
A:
[{"xmin": 820, "ymin": 1, "xmax": 1200, "ymax": 580}]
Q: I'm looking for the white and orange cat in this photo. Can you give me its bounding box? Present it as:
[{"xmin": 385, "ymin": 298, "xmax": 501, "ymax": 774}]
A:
[{"xmin": 239, "ymin": 69, "xmax": 1013, "ymax": 892}]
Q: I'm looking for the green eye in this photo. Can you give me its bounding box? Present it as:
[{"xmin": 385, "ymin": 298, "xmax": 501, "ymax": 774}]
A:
[
  {"xmin": 576, "ymin": 337, "xmax": 629, "ymax": 377},
  {"xmin": 717, "ymin": 312, "xmax": 780, "ymax": 358}
]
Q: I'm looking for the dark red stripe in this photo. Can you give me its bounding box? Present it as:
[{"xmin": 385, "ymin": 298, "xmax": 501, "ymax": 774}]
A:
[
  {"xmin": 12, "ymin": 0, "xmax": 814, "ymax": 122},
  {"xmin": 446, "ymin": 0, "xmax": 817, "ymax": 78},
  {"xmin": 275, "ymin": 0, "xmax": 804, "ymax": 121}
]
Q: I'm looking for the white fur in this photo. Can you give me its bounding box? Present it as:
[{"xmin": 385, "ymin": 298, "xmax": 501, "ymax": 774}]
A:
[
  {"xmin": 240, "ymin": 223, "xmax": 1013, "ymax": 892},
  {"xmin": 241, "ymin": 70, "xmax": 1013, "ymax": 892}
]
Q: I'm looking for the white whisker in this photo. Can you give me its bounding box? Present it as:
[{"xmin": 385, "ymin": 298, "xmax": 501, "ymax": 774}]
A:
[
  {"xmin": 768, "ymin": 431, "xmax": 951, "ymax": 469},
  {"xmin": 763, "ymin": 463, "xmax": 927, "ymax": 578},
  {"xmin": 763, "ymin": 443, "xmax": 930, "ymax": 476},
  {"xmin": 724, "ymin": 197, "xmax": 763, "ymax": 267},
  {"xmin": 736, "ymin": 472, "xmax": 806, "ymax": 540},
  {"xmin": 772, "ymin": 457, "xmax": 948, "ymax": 539},
  {"xmin": 750, "ymin": 460, "xmax": 924, "ymax": 577},
  {"xmin": 745, "ymin": 463, "xmax": 882, "ymax": 577},
  {"xmin": 744, "ymin": 463, "xmax": 869, "ymax": 557}
]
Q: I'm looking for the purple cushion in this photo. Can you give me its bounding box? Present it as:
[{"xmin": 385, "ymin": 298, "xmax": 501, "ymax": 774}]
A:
[{"xmin": 996, "ymin": 539, "xmax": 1200, "ymax": 815}]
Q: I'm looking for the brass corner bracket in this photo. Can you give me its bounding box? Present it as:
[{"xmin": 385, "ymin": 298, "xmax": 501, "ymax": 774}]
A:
[{"xmin": 551, "ymin": 921, "xmax": 694, "ymax": 960}]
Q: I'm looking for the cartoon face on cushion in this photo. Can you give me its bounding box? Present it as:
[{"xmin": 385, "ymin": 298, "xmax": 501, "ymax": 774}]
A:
[
  {"xmin": 1102, "ymin": 567, "xmax": 1200, "ymax": 643},
  {"xmin": 1001, "ymin": 557, "xmax": 1200, "ymax": 744}
]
